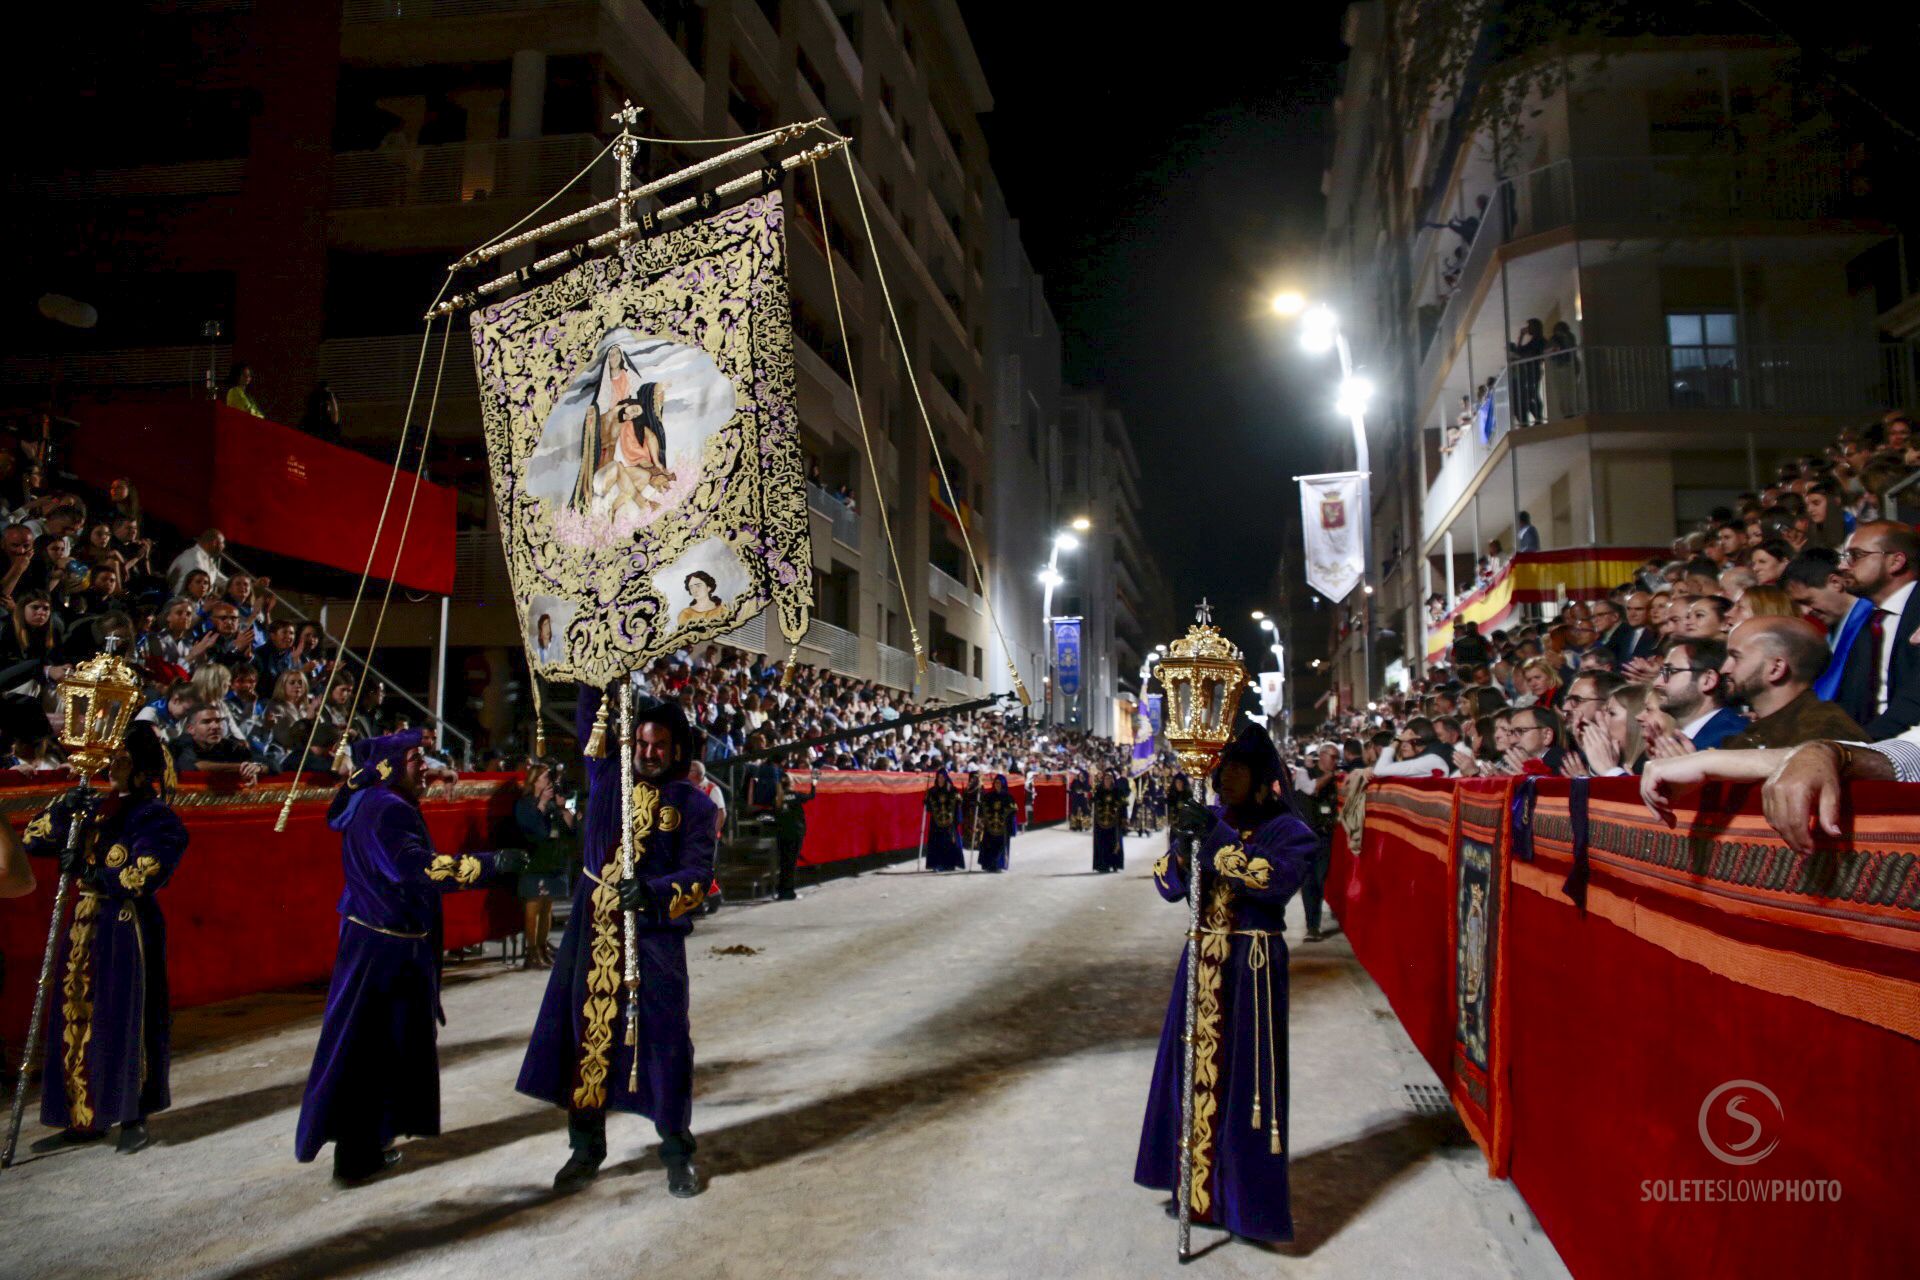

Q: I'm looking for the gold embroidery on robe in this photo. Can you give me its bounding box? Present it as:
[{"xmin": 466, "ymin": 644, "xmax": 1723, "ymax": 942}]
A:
[
  {"xmin": 1187, "ymin": 878, "xmax": 1234, "ymax": 1219},
  {"xmin": 118, "ymin": 855, "xmax": 161, "ymax": 894},
  {"xmin": 572, "ymin": 861, "xmax": 624, "ymax": 1109},
  {"xmin": 1213, "ymin": 845, "xmax": 1274, "ymax": 891},
  {"xmin": 427, "ymin": 853, "xmax": 484, "ymax": 886},
  {"xmin": 23, "ymin": 805, "xmax": 55, "ymax": 846},
  {"xmin": 656, "ymin": 802, "xmax": 679, "ymax": 833},
  {"xmin": 60, "ymin": 893, "xmax": 101, "ymax": 1130},
  {"xmin": 1153, "ymin": 852, "xmax": 1173, "ymax": 887},
  {"xmin": 104, "ymin": 843, "xmax": 129, "ymax": 869},
  {"xmin": 666, "ymin": 880, "xmax": 708, "ymax": 920}
]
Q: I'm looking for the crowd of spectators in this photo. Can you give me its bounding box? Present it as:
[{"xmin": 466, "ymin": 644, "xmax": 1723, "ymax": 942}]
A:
[{"xmin": 1297, "ymin": 409, "xmax": 1920, "ymax": 851}]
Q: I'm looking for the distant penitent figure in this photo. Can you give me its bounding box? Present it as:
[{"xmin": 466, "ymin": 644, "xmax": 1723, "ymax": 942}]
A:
[
  {"xmin": 1090, "ymin": 769, "xmax": 1126, "ymax": 872},
  {"xmin": 975, "ymin": 774, "xmax": 1019, "ymax": 873},
  {"xmin": 922, "ymin": 768, "xmax": 965, "ymax": 871},
  {"xmin": 1134, "ymin": 727, "xmax": 1316, "ymax": 1244}
]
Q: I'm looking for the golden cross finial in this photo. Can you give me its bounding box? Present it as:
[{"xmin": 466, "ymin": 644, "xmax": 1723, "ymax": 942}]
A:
[{"xmin": 611, "ymin": 100, "xmax": 643, "ymax": 131}]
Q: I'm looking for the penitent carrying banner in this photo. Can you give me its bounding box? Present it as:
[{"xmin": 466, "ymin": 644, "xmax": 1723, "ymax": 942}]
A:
[
  {"xmin": 468, "ymin": 193, "xmax": 812, "ymax": 689},
  {"xmin": 1298, "ymin": 470, "xmax": 1368, "ymax": 603}
]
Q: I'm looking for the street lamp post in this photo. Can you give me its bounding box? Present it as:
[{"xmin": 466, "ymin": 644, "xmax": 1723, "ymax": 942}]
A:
[{"xmin": 1275, "ymin": 292, "xmax": 1376, "ymax": 705}]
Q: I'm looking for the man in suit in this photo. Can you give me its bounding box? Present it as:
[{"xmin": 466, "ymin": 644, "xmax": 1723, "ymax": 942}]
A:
[
  {"xmin": 1785, "ymin": 547, "xmax": 1875, "ymax": 723},
  {"xmin": 1650, "ymin": 637, "xmax": 1747, "ymax": 749},
  {"xmin": 1617, "ymin": 591, "xmax": 1659, "ymax": 662},
  {"xmin": 1838, "ymin": 522, "xmax": 1920, "ymax": 740}
]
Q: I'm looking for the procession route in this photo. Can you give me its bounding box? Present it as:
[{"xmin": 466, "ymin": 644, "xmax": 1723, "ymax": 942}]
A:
[{"xmin": 4, "ymin": 826, "xmax": 1568, "ymax": 1280}]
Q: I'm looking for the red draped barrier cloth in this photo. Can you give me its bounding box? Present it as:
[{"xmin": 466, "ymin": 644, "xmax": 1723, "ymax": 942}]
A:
[
  {"xmin": 68, "ymin": 401, "xmax": 457, "ymax": 595},
  {"xmin": 795, "ymin": 771, "xmax": 1072, "ymax": 867},
  {"xmin": 1, "ymin": 773, "xmax": 520, "ymax": 1066},
  {"xmin": 1331, "ymin": 776, "xmax": 1920, "ymax": 1280}
]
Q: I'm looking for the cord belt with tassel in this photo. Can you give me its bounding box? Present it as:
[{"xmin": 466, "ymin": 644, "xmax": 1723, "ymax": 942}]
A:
[{"xmin": 1196, "ymin": 925, "xmax": 1285, "ymax": 1157}]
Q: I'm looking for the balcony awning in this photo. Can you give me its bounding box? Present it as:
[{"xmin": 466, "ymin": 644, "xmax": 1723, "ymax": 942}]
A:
[
  {"xmin": 1425, "ymin": 547, "xmax": 1664, "ymax": 662},
  {"xmin": 70, "ymin": 401, "xmax": 456, "ymax": 595}
]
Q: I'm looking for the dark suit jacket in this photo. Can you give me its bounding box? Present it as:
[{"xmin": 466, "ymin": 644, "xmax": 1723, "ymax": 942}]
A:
[
  {"xmin": 1863, "ymin": 587, "xmax": 1920, "ymax": 740},
  {"xmin": 1687, "ymin": 706, "xmax": 1749, "ymax": 751},
  {"xmin": 1600, "ymin": 624, "xmax": 1656, "ymax": 667}
]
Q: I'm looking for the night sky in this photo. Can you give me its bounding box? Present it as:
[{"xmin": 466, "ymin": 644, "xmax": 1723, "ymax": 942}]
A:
[{"xmin": 971, "ymin": 11, "xmax": 1346, "ymax": 666}]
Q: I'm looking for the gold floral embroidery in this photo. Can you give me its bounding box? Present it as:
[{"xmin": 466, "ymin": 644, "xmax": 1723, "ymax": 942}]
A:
[
  {"xmin": 23, "ymin": 805, "xmax": 55, "ymax": 846},
  {"xmin": 1187, "ymin": 879, "xmax": 1234, "ymax": 1218},
  {"xmin": 1213, "ymin": 845, "xmax": 1274, "ymax": 891},
  {"xmin": 60, "ymin": 893, "xmax": 101, "ymax": 1129},
  {"xmin": 666, "ymin": 880, "xmax": 708, "ymax": 919},
  {"xmin": 426, "ymin": 853, "xmax": 484, "ymax": 886},
  {"xmin": 104, "ymin": 843, "xmax": 129, "ymax": 869},
  {"xmin": 657, "ymin": 803, "xmax": 679, "ymax": 833},
  {"xmin": 117, "ymin": 855, "xmax": 161, "ymax": 893},
  {"xmin": 631, "ymin": 783, "xmax": 660, "ymax": 851},
  {"xmin": 572, "ymin": 862, "xmax": 624, "ymax": 1109},
  {"xmin": 1153, "ymin": 852, "xmax": 1173, "ymax": 885}
]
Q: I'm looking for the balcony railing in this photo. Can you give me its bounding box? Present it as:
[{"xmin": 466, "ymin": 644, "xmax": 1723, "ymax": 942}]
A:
[
  {"xmin": 0, "ymin": 344, "xmax": 230, "ymax": 391},
  {"xmin": 1415, "ymin": 151, "xmax": 1859, "ymax": 403},
  {"xmin": 343, "ymin": 0, "xmax": 582, "ymax": 20},
  {"xmin": 876, "ymin": 641, "xmax": 916, "ymax": 691},
  {"xmin": 1423, "ymin": 343, "xmax": 1919, "ymax": 542},
  {"xmin": 331, "ymin": 134, "xmax": 601, "ymax": 210},
  {"xmin": 319, "ymin": 333, "xmax": 480, "ymax": 404},
  {"xmin": 928, "ymin": 563, "xmax": 968, "ymax": 604},
  {"xmin": 928, "ymin": 662, "xmax": 979, "ymax": 701},
  {"xmin": 806, "ymin": 482, "xmax": 860, "ymax": 550},
  {"xmin": 800, "ymin": 616, "xmax": 860, "ymax": 675}
]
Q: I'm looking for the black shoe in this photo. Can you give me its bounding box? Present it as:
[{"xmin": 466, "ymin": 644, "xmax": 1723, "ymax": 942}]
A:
[
  {"xmin": 1304, "ymin": 929, "xmax": 1325, "ymax": 943},
  {"xmin": 664, "ymin": 1156, "xmax": 702, "ymax": 1198},
  {"xmin": 776, "ymin": 890, "xmax": 797, "ymax": 901},
  {"xmin": 333, "ymin": 1148, "xmax": 401, "ymax": 1184},
  {"xmin": 28, "ymin": 1128, "xmax": 103, "ymax": 1154},
  {"xmin": 553, "ymin": 1148, "xmax": 604, "ymax": 1192},
  {"xmin": 115, "ymin": 1121, "xmax": 151, "ymax": 1154}
]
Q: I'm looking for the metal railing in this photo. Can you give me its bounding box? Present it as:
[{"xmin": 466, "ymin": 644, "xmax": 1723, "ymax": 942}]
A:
[
  {"xmin": 806, "ymin": 482, "xmax": 860, "ymax": 549},
  {"xmin": 1423, "ymin": 343, "xmax": 1920, "ymax": 541},
  {"xmin": 0, "ymin": 344, "xmax": 230, "ymax": 392},
  {"xmin": 1415, "ymin": 150, "xmax": 1856, "ymax": 401},
  {"xmin": 876, "ymin": 641, "xmax": 915, "ymax": 691},
  {"xmin": 343, "ymin": 0, "xmax": 581, "ymax": 20},
  {"xmin": 318, "ymin": 333, "xmax": 479, "ymax": 404},
  {"xmin": 225, "ymin": 553, "xmax": 475, "ymax": 767},
  {"xmin": 800, "ymin": 616, "xmax": 860, "ymax": 675},
  {"xmin": 331, "ymin": 134, "xmax": 601, "ymax": 210},
  {"xmin": 928, "ymin": 563, "xmax": 968, "ymax": 604},
  {"xmin": 17, "ymin": 157, "xmax": 246, "ymax": 201},
  {"xmin": 928, "ymin": 662, "xmax": 979, "ymax": 701}
]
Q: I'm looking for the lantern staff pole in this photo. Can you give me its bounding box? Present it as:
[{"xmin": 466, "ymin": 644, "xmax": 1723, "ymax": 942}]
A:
[{"xmin": 0, "ymin": 781, "xmax": 93, "ymax": 1172}]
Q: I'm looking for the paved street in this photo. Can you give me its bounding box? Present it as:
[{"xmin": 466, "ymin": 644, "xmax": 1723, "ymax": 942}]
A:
[{"xmin": 4, "ymin": 827, "xmax": 1568, "ymax": 1279}]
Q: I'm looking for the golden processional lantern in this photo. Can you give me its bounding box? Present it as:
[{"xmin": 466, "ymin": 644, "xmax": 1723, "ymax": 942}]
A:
[
  {"xmin": 55, "ymin": 642, "xmax": 143, "ymax": 777},
  {"xmin": 1154, "ymin": 599, "xmax": 1247, "ymax": 779}
]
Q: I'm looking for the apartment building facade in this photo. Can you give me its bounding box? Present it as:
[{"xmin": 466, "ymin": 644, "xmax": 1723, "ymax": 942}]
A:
[
  {"xmin": 1321, "ymin": 4, "xmax": 1903, "ymax": 698},
  {"xmin": 8, "ymin": 0, "xmax": 1075, "ymax": 743}
]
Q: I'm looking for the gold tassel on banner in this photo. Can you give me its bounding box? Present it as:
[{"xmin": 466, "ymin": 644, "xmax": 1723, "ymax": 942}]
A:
[
  {"xmin": 1007, "ymin": 660, "xmax": 1032, "ymax": 708},
  {"xmin": 332, "ymin": 738, "xmax": 353, "ymax": 774},
  {"xmin": 779, "ymin": 643, "xmax": 801, "ymax": 689},
  {"xmin": 584, "ymin": 698, "xmax": 610, "ymax": 758},
  {"xmin": 530, "ymin": 676, "xmax": 547, "ymax": 758}
]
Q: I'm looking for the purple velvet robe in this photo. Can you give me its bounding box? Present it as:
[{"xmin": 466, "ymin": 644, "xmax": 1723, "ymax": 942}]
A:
[
  {"xmin": 1134, "ymin": 804, "xmax": 1314, "ymax": 1243},
  {"xmin": 24, "ymin": 794, "xmax": 189, "ymax": 1132},
  {"xmin": 294, "ymin": 782, "xmax": 507, "ymax": 1162},
  {"xmin": 975, "ymin": 792, "xmax": 1018, "ymax": 872},
  {"xmin": 922, "ymin": 785, "xmax": 964, "ymax": 871},
  {"xmin": 515, "ymin": 687, "xmax": 717, "ymax": 1128},
  {"xmin": 1091, "ymin": 786, "xmax": 1126, "ymax": 871}
]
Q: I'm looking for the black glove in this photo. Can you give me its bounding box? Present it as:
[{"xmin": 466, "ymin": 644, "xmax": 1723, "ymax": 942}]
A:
[
  {"xmin": 492, "ymin": 849, "xmax": 529, "ymax": 875},
  {"xmin": 616, "ymin": 874, "xmax": 650, "ymax": 913},
  {"xmin": 1171, "ymin": 800, "xmax": 1215, "ymax": 840},
  {"xmin": 51, "ymin": 789, "xmax": 101, "ymax": 876}
]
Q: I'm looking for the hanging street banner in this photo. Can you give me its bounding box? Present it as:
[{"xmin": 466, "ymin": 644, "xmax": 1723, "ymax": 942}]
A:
[
  {"xmin": 1052, "ymin": 617, "xmax": 1083, "ymax": 699},
  {"xmin": 468, "ymin": 192, "xmax": 812, "ymax": 689},
  {"xmin": 1298, "ymin": 470, "xmax": 1368, "ymax": 603},
  {"xmin": 1143, "ymin": 692, "xmax": 1164, "ymax": 741}
]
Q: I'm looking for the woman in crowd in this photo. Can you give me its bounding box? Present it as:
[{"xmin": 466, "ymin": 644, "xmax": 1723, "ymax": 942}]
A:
[
  {"xmin": 1578, "ymin": 684, "xmax": 1650, "ymax": 777},
  {"xmin": 180, "ymin": 568, "xmax": 214, "ymax": 615},
  {"xmin": 106, "ymin": 477, "xmax": 141, "ymax": 524},
  {"xmin": 224, "ymin": 363, "xmax": 264, "ymax": 417},
  {"xmin": 144, "ymin": 598, "xmax": 200, "ymax": 685},
  {"xmin": 1727, "ymin": 584, "xmax": 1796, "ymax": 629},
  {"xmin": 1515, "ymin": 658, "xmax": 1562, "ymax": 710},
  {"xmin": 191, "ymin": 663, "xmax": 241, "ymax": 743},
  {"xmin": 220, "ymin": 572, "xmax": 263, "ymax": 634},
  {"xmin": 1746, "ymin": 537, "xmax": 1795, "ymax": 586},
  {"xmin": 0, "ymin": 588, "xmax": 66, "ymax": 707},
  {"xmin": 267, "ymin": 670, "xmax": 318, "ymax": 759},
  {"xmin": 70, "ymin": 559, "xmax": 128, "ymax": 621},
  {"xmin": 77, "ymin": 521, "xmax": 116, "ymax": 568}
]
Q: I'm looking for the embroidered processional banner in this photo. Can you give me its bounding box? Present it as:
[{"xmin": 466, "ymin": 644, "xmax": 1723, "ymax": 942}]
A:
[
  {"xmin": 1297, "ymin": 470, "xmax": 1367, "ymax": 603},
  {"xmin": 469, "ymin": 193, "xmax": 811, "ymax": 689},
  {"xmin": 1449, "ymin": 776, "xmax": 1516, "ymax": 1176}
]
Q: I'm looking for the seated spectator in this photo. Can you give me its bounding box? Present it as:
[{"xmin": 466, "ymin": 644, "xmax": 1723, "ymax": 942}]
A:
[
  {"xmin": 165, "ymin": 528, "xmax": 227, "ymax": 596},
  {"xmin": 266, "ymin": 670, "xmax": 318, "ymax": 759},
  {"xmin": 1726, "ymin": 585, "xmax": 1796, "ymax": 629},
  {"xmin": 1721, "ymin": 617, "xmax": 1866, "ymax": 749},
  {"xmin": 68, "ymin": 558, "xmax": 128, "ymax": 621},
  {"xmin": 1514, "ymin": 657, "xmax": 1561, "ymax": 709},
  {"xmin": 135, "ymin": 680, "xmax": 198, "ymax": 744},
  {"xmin": 198, "ymin": 600, "xmax": 255, "ymax": 668},
  {"xmin": 0, "ymin": 588, "xmax": 65, "ymax": 692},
  {"xmin": 1369, "ymin": 720, "xmax": 1452, "ymax": 778},
  {"xmin": 1676, "ymin": 594, "xmax": 1732, "ymax": 640},
  {"xmin": 256, "ymin": 618, "xmax": 300, "ymax": 683},
  {"xmin": 1648, "ymin": 638, "xmax": 1746, "ymax": 750},
  {"xmin": 223, "ymin": 363, "xmax": 264, "ymax": 418},
  {"xmin": 143, "ymin": 597, "xmax": 200, "ymax": 685},
  {"xmin": 1838, "ymin": 521, "xmax": 1920, "ymax": 740},
  {"xmin": 1503, "ymin": 706, "xmax": 1565, "ymax": 775},
  {"xmin": 1577, "ymin": 683, "xmax": 1650, "ymax": 776},
  {"xmin": 75, "ymin": 520, "xmax": 115, "ymax": 567},
  {"xmin": 175, "ymin": 703, "xmax": 268, "ymax": 783},
  {"xmin": 226, "ymin": 662, "xmax": 270, "ymax": 751},
  {"xmin": 191, "ymin": 663, "xmax": 241, "ymax": 743},
  {"xmin": 218, "ymin": 571, "xmax": 264, "ymax": 634},
  {"xmin": 1746, "ymin": 537, "xmax": 1796, "ymax": 586}
]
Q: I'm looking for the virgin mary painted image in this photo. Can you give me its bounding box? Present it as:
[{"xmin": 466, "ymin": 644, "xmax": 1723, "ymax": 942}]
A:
[{"xmin": 523, "ymin": 329, "xmax": 737, "ymax": 543}]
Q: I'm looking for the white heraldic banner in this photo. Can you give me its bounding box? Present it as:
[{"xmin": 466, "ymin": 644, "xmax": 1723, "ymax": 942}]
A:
[{"xmin": 1298, "ymin": 470, "xmax": 1367, "ymax": 602}]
